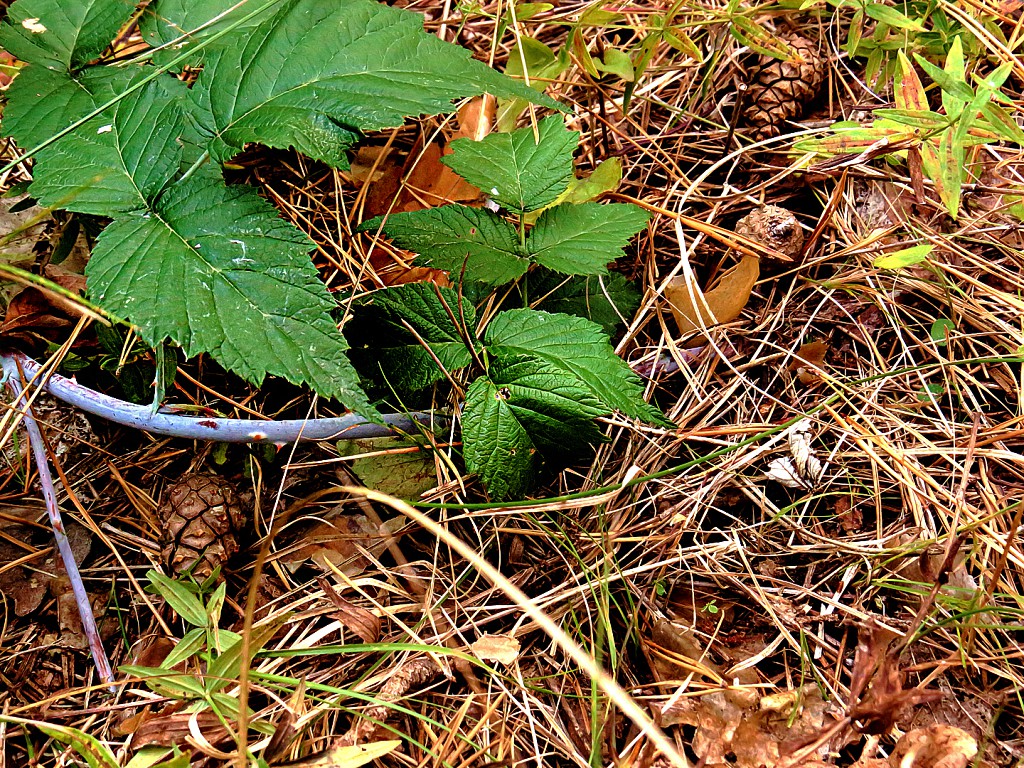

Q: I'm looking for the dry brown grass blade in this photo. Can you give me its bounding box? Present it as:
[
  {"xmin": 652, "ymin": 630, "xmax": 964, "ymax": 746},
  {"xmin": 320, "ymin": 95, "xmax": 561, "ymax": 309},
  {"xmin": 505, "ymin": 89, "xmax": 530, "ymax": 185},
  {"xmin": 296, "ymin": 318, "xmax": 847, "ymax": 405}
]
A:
[{"xmin": 341, "ymin": 486, "xmax": 691, "ymax": 768}]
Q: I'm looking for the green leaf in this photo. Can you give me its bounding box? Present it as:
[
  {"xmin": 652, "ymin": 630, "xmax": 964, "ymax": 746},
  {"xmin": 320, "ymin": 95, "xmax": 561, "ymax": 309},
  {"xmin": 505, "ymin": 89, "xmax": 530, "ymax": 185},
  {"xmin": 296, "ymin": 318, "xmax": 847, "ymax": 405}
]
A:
[
  {"xmin": 496, "ymin": 37, "xmax": 568, "ymax": 132},
  {"xmin": 488, "ymin": 354, "xmax": 608, "ymax": 452},
  {"xmin": 863, "ymin": 3, "xmax": 925, "ymax": 31},
  {"xmin": 979, "ymin": 102, "xmax": 1024, "ymax": 145},
  {"xmin": 88, "ymin": 172, "xmax": 376, "ymax": 415},
  {"xmin": 1, "ymin": 65, "xmax": 98, "ymax": 150},
  {"xmin": 20, "ymin": 67, "xmax": 186, "ymax": 216},
  {"xmin": 528, "ymin": 202, "xmax": 649, "ymax": 275},
  {"xmin": 937, "ymin": 129, "xmax": 963, "ymax": 218},
  {"xmin": 366, "ymin": 205, "xmax": 528, "ymax": 287},
  {"xmin": 528, "ymin": 270, "xmax": 640, "ymax": 335},
  {"xmin": 594, "ymin": 48, "xmax": 635, "ymax": 81},
  {"xmin": 913, "ymin": 53, "xmax": 975, "ymax": 103},
  {"xmin": 522, "ymin": 157, "xmax": 622, "ymax": 224},
  {"xmin": 442, "ymin": 115, "xmax": 578, "ymax": 213},
  {"xmin": 139, "ymin": 0, "xmax": 278, "ymax": 68},
  {"xmin": 161, "ymin": 627, "xmax": 207, "ymax": 669},
  {"xmin": 0, "ymin": 715, "xmax": 119, "ymax": 768},
  {"xmin": 873, "ymin": 108, "xmax": 947, "ymax": 130},
  {"xmin": 147, "ymin": 570, "xmax": 208, "ymax": 626},
  {"xmin": 337, "ymin": 436, "xmax": 438, "ymax": 500},
  {"xmin": 462, "ymin": 376, "xmax": 537, "ymax": 500},
  {"xmin": 187, "ymin": 0, "xmax": 557, "ymax": 167},
  {"xmin": 353, "ymin": 283, "xmax": 477, "ymax": 391},
  {"xmin": 484, "ymin": 309, "xmax": 668, "ymax": 425},
  {"xmin": 206, "ymin": 615, "xmax": 287, "ymax": 691},
  {"xmin": 872, "ymin": 243, "xmax": 934, "ymax": 269},
  {"xmin": 930, "ymin": 318, "xmax": 954, "ymax": 345},
  {"xmin": 0, "ymin": 0, "xmax": 134, "ymax": 71},
  {"xmin": 119, "ymin": 665, "xmax": 209, "ymax": 698},
  {"xmin": 941, "ymin": 37, "xmax": 966, "ymax": 118}
]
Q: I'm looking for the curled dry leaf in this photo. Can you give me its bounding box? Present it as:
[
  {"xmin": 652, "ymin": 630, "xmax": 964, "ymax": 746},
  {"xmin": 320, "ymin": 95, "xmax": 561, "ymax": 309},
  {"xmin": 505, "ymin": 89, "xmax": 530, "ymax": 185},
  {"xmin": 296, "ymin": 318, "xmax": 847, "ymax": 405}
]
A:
[
  {"xmin": 665, "ymin": 254, "xmax": 759, "ymax": 336},
  {"xmin": 470, "ymin": 633, "xmax": 521, "ymax": 666},
  {"xmin": 662, "ymin": 683, "xmax": 835, "ymax": 767},
  {"xmin": 887, "ymin": 725, "xmax": 977, "ymax": 768},
  {"xmin": 318, "ymin": 575, "xmax": 381, "ymax": 644},
  {"xmin": 282, "ymin": 511, "xmax": 404, "ymax": 578},
  {"xmin": 790, "ymin": 340, "xmax": 828, "ymax": 384}
]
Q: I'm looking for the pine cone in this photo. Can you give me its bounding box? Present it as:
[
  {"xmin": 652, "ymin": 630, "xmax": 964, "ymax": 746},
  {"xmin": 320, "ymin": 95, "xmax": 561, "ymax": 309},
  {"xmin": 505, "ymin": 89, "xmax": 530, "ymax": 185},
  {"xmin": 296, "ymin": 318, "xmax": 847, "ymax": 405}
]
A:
[
  {"xmin": 743, "ymin": 33, "xmax": 826, "ymax": 141},
  {"xmin": 735, "ymin": 205, "xmax": 804, "ymax": 258},
  {"xmin": 158, "ymin": 474, "xmax": 245, "ymax": 581}
]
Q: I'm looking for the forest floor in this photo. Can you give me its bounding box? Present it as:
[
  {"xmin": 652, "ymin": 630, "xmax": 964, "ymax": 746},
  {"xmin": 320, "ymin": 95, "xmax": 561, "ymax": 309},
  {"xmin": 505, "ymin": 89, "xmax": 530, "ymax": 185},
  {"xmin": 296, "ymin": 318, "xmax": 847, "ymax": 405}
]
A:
[{"xmin": 1, "ymin": 1, "xmax": 1023, "ymax": 766}]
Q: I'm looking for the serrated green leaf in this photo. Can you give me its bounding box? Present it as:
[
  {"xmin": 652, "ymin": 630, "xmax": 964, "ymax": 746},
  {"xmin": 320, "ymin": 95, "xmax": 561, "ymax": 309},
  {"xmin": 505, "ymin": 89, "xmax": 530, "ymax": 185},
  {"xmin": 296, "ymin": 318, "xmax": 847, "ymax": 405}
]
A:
[
  {"xmin": 187, "ymin": 0, "xmax": 557, "ymax": 168},
  {"xmin": 366, "ymin": 206, "xmax": 528, "ymax": 287},
  {"xmin": 20, "ymin": 67, "xmax": 185, "ymax": 216},
  {"xmin": 529, "ymin": 270, "xmax": 640, "ymax": 335},
  {"xmin": 442, "ymin": 115, "xmax": 577, "ymax": 213},
  {"xmin": 1, "ymin": 65, "xmax": 97, "ymax": 149},
  {"xmin": 484, "ymin": 309, "xmax": 668, "ymax": 425},
  {"xmin": 353, "ymin": 283, "xmax": 477, "ymax": 391},
  {"xmin": 0, "ymin": 0, "xmax": 134, "ymax": 71},
  {"xmin": 337, "ymin": 436, "xmax": 438, "ymax": 499},
  {"xmin": 528, "ymin": 202, "xmax": 650, "ymax": 275},
  {"xmin": 147, "ymin": 570, "xmax": 208, "ymax": 626},
  {"xmin": 87, "ymin": 173, "xmax": 376, "ymax": 415},
  {"xmin": 139, "ymin": 0, "xmax": 278, "ymax": 68},
  {"xmin": 462, "ymin": 376, "xmax": 537, "ymax": 500},
  {"xmin": 488, "ymin": 354, "xmax": 608, "ymax": 452}
]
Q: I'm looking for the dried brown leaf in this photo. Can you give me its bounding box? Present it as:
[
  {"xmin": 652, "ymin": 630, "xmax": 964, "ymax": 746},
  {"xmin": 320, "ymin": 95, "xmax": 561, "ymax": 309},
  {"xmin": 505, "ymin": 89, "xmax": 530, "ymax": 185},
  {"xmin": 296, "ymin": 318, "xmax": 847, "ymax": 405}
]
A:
[
  {"xmin": 889, "ymin": 725, "xmax": 977, "ymax": 768},
  {"xmin": 317, "ymin": 575, "xmax": 381, "ymax": 643},
  {"xmin": 470, "ymin": 633, "xmax": 520, "ymax": 666},
  {"xmin": 665, "ymin": 254, "xmax": 759, "ymax": 336}
]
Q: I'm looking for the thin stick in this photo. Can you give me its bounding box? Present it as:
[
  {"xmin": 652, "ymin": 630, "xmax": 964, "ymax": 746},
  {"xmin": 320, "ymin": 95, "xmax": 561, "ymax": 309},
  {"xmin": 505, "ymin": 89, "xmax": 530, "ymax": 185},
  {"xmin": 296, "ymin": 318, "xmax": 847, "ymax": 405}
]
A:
[{"xmin": 4, "ymin": 368, "xmax": 115, "ymax": 689}]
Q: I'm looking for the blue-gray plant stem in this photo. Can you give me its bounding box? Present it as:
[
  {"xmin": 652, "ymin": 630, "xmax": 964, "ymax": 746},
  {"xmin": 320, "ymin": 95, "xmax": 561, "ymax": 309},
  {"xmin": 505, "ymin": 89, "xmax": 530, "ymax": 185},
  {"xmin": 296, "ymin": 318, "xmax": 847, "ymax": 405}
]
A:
[
  {"xmin": 1, "ymin": 353, "xmax": 443, "ymax": 444},
  {"xmin": 3, "ymin": 370, "xmax": 115, "ymax": 689}
]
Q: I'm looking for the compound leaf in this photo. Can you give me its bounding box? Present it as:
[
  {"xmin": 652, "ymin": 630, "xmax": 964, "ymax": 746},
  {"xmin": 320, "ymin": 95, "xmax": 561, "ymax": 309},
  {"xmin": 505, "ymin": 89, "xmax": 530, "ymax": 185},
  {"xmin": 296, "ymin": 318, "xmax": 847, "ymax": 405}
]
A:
[
  {"xmin": 442, "ymin": 115, "xmax": 576, "ymax": 212},
  {"xmin": 367, "ymin": 206, "xmax": 529, "ymax": 287},
  {"xmin": 462, "ymin": 376, "xmax": 536, "ymax": 500},
  {"xmin": 527, "ymin": 202, "xmax": 650, "ymax": 275},
  {"xmin": 354, "ymin": 283, "xmax": 477, "ymax": 392},
  {"xmin": 0, "ymin": 0, "xmax": 134, "ymax": 71},
  {"xmin": 484, "ymin": 309, "xmax": 668, "ymax": 425},
  {"xmin": 88, "ymin": 172, "xmax": 376, "ymax": 416},
  {"xmin": 188, "ymin": 0, "xmax": 557, "ymax": 167},
  {"xmin": 20, "ymin": 67, "xmax": 186, "ymax": 216}
]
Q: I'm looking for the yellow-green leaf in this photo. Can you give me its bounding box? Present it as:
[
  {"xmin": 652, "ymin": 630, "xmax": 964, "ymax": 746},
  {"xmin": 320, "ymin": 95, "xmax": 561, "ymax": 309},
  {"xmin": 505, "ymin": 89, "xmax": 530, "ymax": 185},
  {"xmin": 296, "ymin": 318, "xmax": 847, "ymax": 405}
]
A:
[{"xmin": 872, "ymin": 243, "xmax": 934, "ymax": 269}]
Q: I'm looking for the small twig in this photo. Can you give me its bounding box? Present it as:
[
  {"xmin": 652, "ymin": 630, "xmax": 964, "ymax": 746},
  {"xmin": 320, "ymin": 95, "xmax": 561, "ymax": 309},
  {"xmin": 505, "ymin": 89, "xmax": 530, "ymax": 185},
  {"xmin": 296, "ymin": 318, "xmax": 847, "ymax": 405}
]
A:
[
  {"xmin": 1, "ymin": 351, "xmax": 445, "ymax": 443},
  {"xmin": 3, "ymin": 365, "xmax": 115, "ymax": 690}
]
